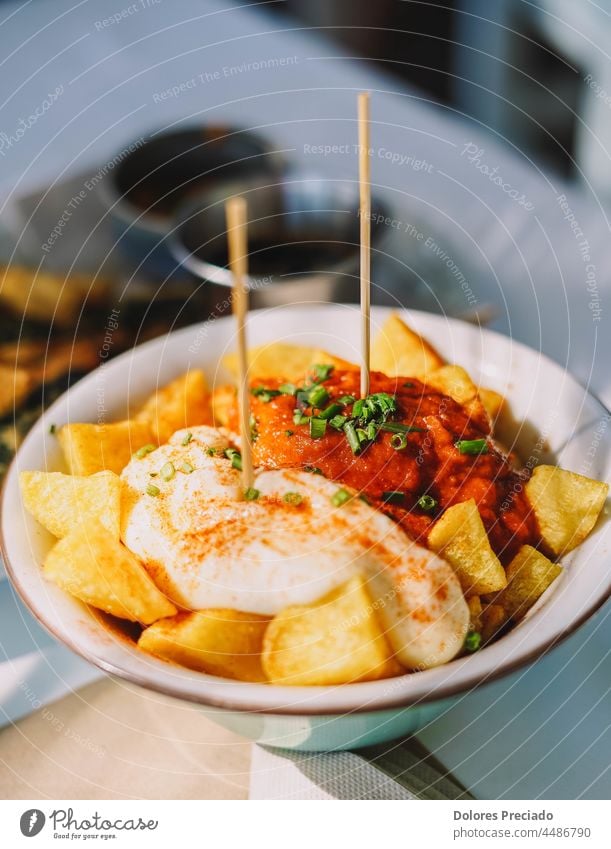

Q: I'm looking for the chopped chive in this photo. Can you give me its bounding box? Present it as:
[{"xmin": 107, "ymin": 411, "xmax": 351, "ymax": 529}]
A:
[
  {"xmin": 284, "ymin": 429, "xmax": 294, "ymax": 437},
  {"xmin": 134, "ymin": 443, "xmax": 156, "ymax": 459},
  {"xmin": 180, "ymin": 461, "xmax": 194, "ymax": 474},
  {"xmin": 293, "ymin": 410, "xmax": 309, "ymax": 426},
  {"xmin": 329, "ymin": 414, "xmax": 348, "ymax": 431},
  {"xmin": 464, "ymin": 631, "xmax": 482, "ymax": 652},
  {"xmin": 312, "ymin": 364, "xmax": 334, "ymax": 382},
  {"xmin": 309, "ymin": 417, "xmax": 327, "ymax": 440},
  {"xmin": 146, "ymin": 483, "xmax": 160, "ymax": 497},
  {"xmin": 252, "ymin": 386, "xmax": 281, "ymax": 403},
  {"xmin": 356, "ymin": 427, "xmax": 369, "ymax": 444},
  {"xmin": 304, "ymin": 465, "xmax": 323, "ymax": 475},
  {"xmin": 331, "ymin": 487, "xmax": 352, "ymax": 507},
  {"xmin": 338, "ymin": 395, "xmax": 356, "ymax": 407},
  {"xmin": 244, "ymin": 487, "xmax": 260, "ymax": 501},
  {"xmin": 455, "ymin": 438, "xmax": 488, "ymax": 455},
  {"xmin": 160, "ymin": 461, "xmax": 175, "ymax": 482},
  {"xmin": 380, "ymin": 422, "xmax": 424, "ymax": 434},
  {"xmin": 206, "ymin": 447, "xmax": 217, "ymax": 456},
  {"xmin": 279, "ymin": 382, "xmax": 297, "ymax": 396},
  {"xmin": 181, "ymin": 432, "xmax": 193, "ymax": 446},
  {"xmin": 307, "ymin": 384, "xmax": 329, "ymax": 408},
  {"xmin": 224, "ymin": 448, "xmax": 243, "ymax": 470},
  {"xmin": 319, "ymin": 402, "xmax": 342, "ymax": 420},
  {"xmin": 390, "ymin": 433, "xmax": 408, "ymax": 451},
  {"xmin": 283, "ymin": 491, "xmax": 303, "ymax": 506},
  {"xmin": 352, "ymin": 398, "xmax": 365, "ymax": 418},
  {"xmin": 49, "ymin": 423, "xmax": 56, "ymax": 435},
  {"xmin": 344, "ymin": 421, "xmax": 362, "ymax": 454},
  {"xmin": 365, "ymin": 421, "xmax": 378, "ymax": 441},
  {"xmin": 382, "ymin": 490, "xmax": 405, "ymax": 504},
  {"xmin": 417, "ymin": 494, "xmax": 437, "ymax": 511}
]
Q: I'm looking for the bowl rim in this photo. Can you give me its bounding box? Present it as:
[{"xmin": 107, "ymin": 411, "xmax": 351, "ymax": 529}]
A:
[{"xmin": 2, "ymin": 305, "xmax": 611, "ymax": 716}]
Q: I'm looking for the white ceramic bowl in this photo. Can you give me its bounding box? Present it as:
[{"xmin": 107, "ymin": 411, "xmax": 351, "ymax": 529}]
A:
[{"xmin": 2, "ymin": 306, "xmax": 610, "ymax": 751}]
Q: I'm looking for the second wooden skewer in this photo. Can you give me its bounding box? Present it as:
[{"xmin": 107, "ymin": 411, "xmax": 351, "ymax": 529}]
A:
[{"xmin": 358, "ymin": 91, "xmax": 371, "ymax": 399}]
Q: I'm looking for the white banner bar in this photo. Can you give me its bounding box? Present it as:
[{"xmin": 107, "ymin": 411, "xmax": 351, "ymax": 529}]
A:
[{"xmin": 0, "ymin": 800, "xmax": 608, "ymax": 848}]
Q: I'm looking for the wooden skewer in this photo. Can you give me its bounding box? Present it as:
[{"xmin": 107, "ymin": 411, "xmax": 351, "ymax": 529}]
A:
[
  {"xmin": 358, "ymin": 91, "xmax": 371, "ymax": 398},
  {"xmin": 225, "ymin": 196, "xmax": 254, "ymax": 491}
]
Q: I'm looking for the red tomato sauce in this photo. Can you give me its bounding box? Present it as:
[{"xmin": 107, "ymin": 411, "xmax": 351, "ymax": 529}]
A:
[{"xmin": 228, "ymin": 369, "xmax": 539, "ymax": 563}]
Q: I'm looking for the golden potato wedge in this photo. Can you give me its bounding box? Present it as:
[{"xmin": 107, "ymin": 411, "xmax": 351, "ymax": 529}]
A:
[
  {"xmin": 428, "ymin": 499, "xmax": 507, "ymax": 595},
  {"xmin": 0, "ymin": 363, "xmax": 33, "ymax": 417},
  {"xmin": 262, "ymin": 575, "xmax": 403, "ymax": 686},
  {"xmin": 499, "ymin": 544, "xmax": 562, "ymax": 620},
  {"xmin": 223, "ymin": 342, "xmax": 354, "ymax": 383},
  {"xmin": 526, "ymin": 465, "xmax": 608, "ymax": 556},
  {"xmin": 467, "ymin": 595, "xmax": 483, "ymax": 632},
  {"xmin": 479, "ymin": 387, "xmax": 505, "ymax": 423},
  {"xmin": 480, "ymin": 603, "xmax": 508, "ymax": 643},
  {"xmin": 19, "ymin": 470, "xmax": 120, "ymax": 538},
  {"xmin": 58, "ymin": 420, "xmax": 152, "ymax": 475},
  {"xmin": 135, "ymin": 370, "xmax": 212, "ymax": 443},
  {"xmin": 139, "ymin": 609, "xmax": 269, "ymax": 682},
  {"xmin": 426, "ymin": 365, "xmax": 489, "ymax": 431},
  {"xmin": 371, "ymin": 313, "xmax": 445, "ymax": 379},
  {"xmin": 211, "ymin": 384, "xmax": 237, "ymax": 428},
  {"xmin": 44, "ymin": 519, "xmax": 177, "ymax": 623}
]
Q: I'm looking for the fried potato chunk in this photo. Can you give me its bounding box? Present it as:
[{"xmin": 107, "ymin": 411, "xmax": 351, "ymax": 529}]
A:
[
  {"xmin": 135, "ymin": 370, "xmax": 211, "ymax": 443},
  {"xmin": 58, "ymin": 420, "xmax": 152, "ymax": 475},
  {"xmin": 428, "ymin": 499, "xmax": 507, "ymax": 595},
  {"xmin": 371, "ymin": 313, "xmax": 445, "ymax": 379},
  {"xmin": 44, "ymin": 519, "xmax": 177, "ymax": 623},
  {"xmin": 139, "ymin": 609, "xmax": 269, "ymax": 682},
  {"xmin": 499, "ymin": 544, "xmax": 562, "ymax": 620},
  {"xmin": 211, "ymin": 384, "xmax": 237, "ymax": 428},
  {"xmin": 223, "ymin": 342, "xmax": 354, "ymax": 383},
  {"xmin": 19, "ymin": 470, "xmax": 120, "ymax": 538},
  {"xmin": 525, "ymin": 465, "xmax": 609, "ymax": 556},
  {"xmin": 467, "ymin": 595, "xmax": 483, "ymax": 632},
  {"xmin": 426, "ymin": 365, "xmax": 489, "ymax": 431},
  {"xmin": 479, "ymin": 387, "xmax": 505, "ymax": 423},
  {"xmin": 480, "ymin": 603, "xmax": 508, "ymax": 643},
  {"xmin": 261, "ymin": 575, "xmax": 403, "ymax": 686}
]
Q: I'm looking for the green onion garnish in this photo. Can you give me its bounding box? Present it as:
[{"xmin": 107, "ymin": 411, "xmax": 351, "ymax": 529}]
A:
[
  {"xmin": 331, "ymin": 487, "xmax": 352, "ymax": 507},
  {"xmin": 181, "ymin": 432, "xmax": 193, "ymax": 446},
  {"xmin": 382, "ymin": 490, "xmax": 405, "ymax": 504},
  {"xmin": 380, "ymin": 422, "xmax": 424, "ymax": 434},
  {"xmin": 365, "ymin": 421, "xmax": 378, "ymax": 441},
  {"xmin": 134, "ymin": 443, "xmax": 156, "ymax": 459},
  {"xmin": 338, "ymin": 395, "xmax": 356, "ymax": 407},
  {"xmin": 206, "ymin": 447, "xmax": 217, "ymax": 456},
  {"xmin": 309, "ymin": 417, "xmax": 327, "ymax": 440},
  {"xmin": 252, "ymin": 386, "xmax": 281, "ymax": 403},
  {"xmin": 283, "ymin": 492, "xmax": 303, "ymax": 506},
  {"xmin": 356, "ymin": 427, "xmax": 369, "ymax": 444},
  {"xmin": 304, "ymin": 465, "xmax": 323, "ymax": 475},
  {"xmin": 307, "ymin": 384, "xmax": 329, "ymax": 408},
  {"xmin": 464, "ymin": 631, "xmax": 482, "ymax": 652},
  {"xmin": 352, "ymin": 398, "xmax": 365, "ymax": 419},
  {"xmin": 244, "ymin": 487, "xmax": 260, "ymax": 501},
  {"xmin": 312, "ymin": 364, "xmax": 334, "ymax": 382},
  {"xmin": 224, "ymin": 448, "xmax": 242, "ymax": 470},
  {"xmin": 146, "ymin": 483, "xmax": 160, "ymax": 497},
  {"xmin": 319, "ymin": 402, "xmax": 342, "ymax": 420},
  {"xmin": 284, "ymin": 429, "xmax": 294, "ymax": 437},
  {"xmin": 160, "ymin": 461, "xmax": 175, "ymax": 481},
  {"xmin": 455, "ymin": 439, "xmax": 489, "ymax": 455},
  {"xmin": 180, "ymin": 461, "xmax": 194, "ymax": 474},
  {"xmin": 390, "ymin": 433, "xmax": 408, "ymax": 451},
  {"xmin": 329, "ymin": 414, "xmax": 348, "ymax": 431},
  {"xmin": 417, "ymin": 494, "xmax": 437, "ymax": 511},
  {"xmin": 344, "ymin": 420, "xmax": 362, "ymax": 454},
  {"xmin": 279, "ymin": 382, "xmax": 297, "ymax": 395},
  {"xmin": 293, "ymin": 410, "xmax": 309, "ymax": 426}
]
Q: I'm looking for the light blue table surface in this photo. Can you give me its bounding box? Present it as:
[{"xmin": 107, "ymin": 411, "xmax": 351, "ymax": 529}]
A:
[{"xmin": 1, "ymin": 0, "xmax": 610, "ymax": 799}]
